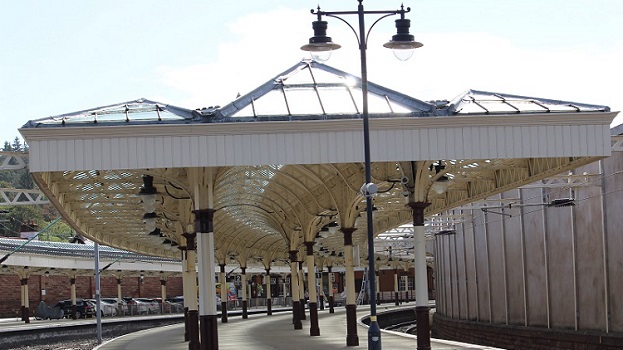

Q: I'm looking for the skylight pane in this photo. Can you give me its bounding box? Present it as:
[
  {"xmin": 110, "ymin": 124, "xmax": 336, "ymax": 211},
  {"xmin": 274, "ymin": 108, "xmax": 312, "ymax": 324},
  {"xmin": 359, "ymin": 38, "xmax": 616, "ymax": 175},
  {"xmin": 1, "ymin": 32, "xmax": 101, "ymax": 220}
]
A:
[
  {"xmin": 317, "ymin": 87, "xmax": 358, "ymax": 114},
  {"xmin": 285, "ymin": 88, "xmax": 324, "ymax": 115}
]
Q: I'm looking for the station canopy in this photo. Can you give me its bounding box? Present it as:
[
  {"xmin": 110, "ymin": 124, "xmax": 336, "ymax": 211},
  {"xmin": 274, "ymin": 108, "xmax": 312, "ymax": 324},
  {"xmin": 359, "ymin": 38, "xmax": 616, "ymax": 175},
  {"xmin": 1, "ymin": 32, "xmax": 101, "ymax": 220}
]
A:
[{"xmin": 19, "ymin": 60, "xmax": 616, "ymax": 268}]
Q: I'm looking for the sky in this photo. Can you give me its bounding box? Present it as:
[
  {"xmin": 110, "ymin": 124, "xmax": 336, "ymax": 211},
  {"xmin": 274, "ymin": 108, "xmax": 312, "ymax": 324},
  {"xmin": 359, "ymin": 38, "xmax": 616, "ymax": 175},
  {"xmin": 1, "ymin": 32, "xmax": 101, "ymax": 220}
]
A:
[{"xmin": 1, "ymin": 0, "xmax": 622, "ymax": 145}]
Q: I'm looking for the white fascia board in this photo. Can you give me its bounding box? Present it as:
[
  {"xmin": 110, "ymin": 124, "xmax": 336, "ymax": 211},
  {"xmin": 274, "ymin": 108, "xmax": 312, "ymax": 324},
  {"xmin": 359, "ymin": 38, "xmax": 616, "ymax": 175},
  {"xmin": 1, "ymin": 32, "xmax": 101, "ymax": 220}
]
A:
[{"xmin": 20, "ymin": 112, "xmax": 617, "ymax": 172}]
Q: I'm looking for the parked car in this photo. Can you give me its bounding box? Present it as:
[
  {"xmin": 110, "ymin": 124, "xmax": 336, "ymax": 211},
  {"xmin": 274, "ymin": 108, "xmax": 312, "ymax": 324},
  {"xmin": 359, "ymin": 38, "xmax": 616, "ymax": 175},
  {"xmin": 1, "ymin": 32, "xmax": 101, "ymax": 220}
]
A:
[
  {"xmin": 166, "ymin": 296, "xmax": 185, "ymax": 313},
  {"xmin": 139, "ymin": 298, "xmax": 160, "ymax": 314},
  {"xmin": 55, "ymin": 299, "xmax": 94, "ymax": 319},
  {"xmin": 87, "ymin": 299, "xmax": 118, "ymax": 317},
  {"xmin": 126, "ymin": 297, "xmax": 159, "ymax": 315},
  {"xmin": 101, "ymin": 297, "xmax": 128, "ymax": 315}
]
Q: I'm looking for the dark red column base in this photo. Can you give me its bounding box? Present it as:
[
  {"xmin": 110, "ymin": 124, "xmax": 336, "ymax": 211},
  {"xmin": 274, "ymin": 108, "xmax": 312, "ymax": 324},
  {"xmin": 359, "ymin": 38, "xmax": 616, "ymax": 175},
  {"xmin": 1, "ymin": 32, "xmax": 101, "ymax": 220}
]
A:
[
  {"xmin": 319, "ymin": 295, "xmax": 325, "ymax": 310},
  {"xmin": 416, "ymin": 306, "xmax": 431, "ymax": 350},
  {"xmin": 395, "ymin": 292, "xmax": 400, "ymax": 306},
  {"xmin": 221, "ymin": 302, "xmax": 228, "ymax": 323},
  {"xmin": 72, "ymin": 304, "xmax": 77, "ymax": 320},
  {"xmin": 345, "ymin": 304, "xmax": 359, "ymax": 346},
  {"xmin": 200, "ymin": 314, "xmax": 218, "ymax": 350},
  {"xmin": 328, "ymin": 296, "xmax": 335, "ymax": 314},
  {"xmin": 266, "ymin": 298, "xmax": 272, "ymax": 315},
  {"xmin": 377, "ymin": 292, "xmax": 381, "ymax": 305},
  {"xmin": 188, "ymin": 310, "xmax": 200, "ymax": 350},
  {"xmin": 292, "ymin": 300, "xmax": 302, "ymax": 329},
  {"xmin": 299, "ymin": 299, "xmax": 306, "ymax": 320},
  {"xmin": 24, "ymin": 307, "xmax": 30, "ymax": 323},
  {"xmin": 184, "ymin": 307, "xmax": 189, "ymax": 341},
  {"xmin": 242, "ymin": 300, "xmax": 248, "ymax": 319},
  {"xmin": 308, "ymin": 302, "xmax": 320, "ymax": 336}
]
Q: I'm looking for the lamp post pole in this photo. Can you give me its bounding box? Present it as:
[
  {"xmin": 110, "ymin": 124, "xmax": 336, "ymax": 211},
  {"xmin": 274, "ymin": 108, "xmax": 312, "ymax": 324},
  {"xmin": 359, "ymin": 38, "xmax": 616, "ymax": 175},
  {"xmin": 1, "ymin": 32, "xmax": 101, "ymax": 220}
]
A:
[{"xmin": 301, "ymin": 1, "xmax": 422, "ymax": 349}]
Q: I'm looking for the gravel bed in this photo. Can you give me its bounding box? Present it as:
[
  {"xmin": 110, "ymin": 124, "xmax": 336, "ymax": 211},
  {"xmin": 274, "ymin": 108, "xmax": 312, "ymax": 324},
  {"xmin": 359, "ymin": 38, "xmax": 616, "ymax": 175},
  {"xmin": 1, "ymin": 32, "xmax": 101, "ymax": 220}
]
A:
[{"xmin": 8, "ymin": 337, "xmax": 113, "ymax": 350}]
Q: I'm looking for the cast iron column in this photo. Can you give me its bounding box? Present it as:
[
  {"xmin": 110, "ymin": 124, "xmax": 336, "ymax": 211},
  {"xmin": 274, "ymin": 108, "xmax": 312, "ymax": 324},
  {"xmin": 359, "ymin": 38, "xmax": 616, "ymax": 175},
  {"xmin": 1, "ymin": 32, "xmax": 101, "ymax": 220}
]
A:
[
  {"xmin": 195, "ymin": 209, "xmax": 218, "ymax": 350},
  {"xmin": 219, "ymin": 264, "xmax": 228, "ymax": 323},
  {"xmin": 265, "ymin": 268, "xmax": 272, "ymax": 315},
  {"xmin": 178, "ymin": 245, "xmax": 190, "ymax": 341},
  {"xmin": 327, "ymin": 266, "xmax": 335, "ymax": 313},
  {"xmin": 394, "ymin": 269, "xmax": 399, "ymax": 306},
  {"xmin": 376, "ymin": 269, "xmax": 381, "ymax": 305},
  {"xmin": 289, "ymin": 250, "xmax": 303, "ymax": 329},
  {"xmin": 21, "ymin": 277, "xmax": 30, "ymax": 322},
  {"xmin": 116, "ymin": 277, "xmax": 123, "ymax": 316},
  {"xmin": 182, "ymin": 232, "xmax": 200, "ymax": 350},
  {"xmin": 305, "ymin": 241, "xmax": 320, "ymax": 336},
  {"xmin": 318, "ymin": 266, "xmax": 325, "ymax": 311},
  {"xmin": 70, "ymin": 277, "xmax": 77, "ymax": 319},
  {"xmin": 161, "ymin": 277, "xmax": 167, "ymax": 313},
  {"xmin": 241, "ymin": 267, "xmax": 248, "ymax": 319},
  {"xmin": 409, "ymin": 202, "xmax": 431, "ymax": 350},
  {"xmin": 342, "ymin": 227, "xmax": 359, "ymax": 346},
  {"xmin": 298, "ymin": 261, "xmax": 306, "ymax": 320}
]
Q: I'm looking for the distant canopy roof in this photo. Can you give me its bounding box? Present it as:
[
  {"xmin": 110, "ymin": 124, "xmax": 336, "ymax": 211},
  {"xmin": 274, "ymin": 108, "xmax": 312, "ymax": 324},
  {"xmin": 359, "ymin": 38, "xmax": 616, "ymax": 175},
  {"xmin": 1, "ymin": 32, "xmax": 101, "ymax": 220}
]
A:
[{"xmin": 21, "ymin": 60, "xmax": 611, "ymax": 130}]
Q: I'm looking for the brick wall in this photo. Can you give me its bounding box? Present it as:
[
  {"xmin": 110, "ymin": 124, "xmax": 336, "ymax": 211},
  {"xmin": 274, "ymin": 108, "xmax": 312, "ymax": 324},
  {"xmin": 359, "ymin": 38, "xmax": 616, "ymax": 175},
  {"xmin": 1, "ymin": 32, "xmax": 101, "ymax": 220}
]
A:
[
  {"xmin": 0, "ymin": 274, "xmax": 183, "ymax": 318},
  {"xmin": 432, "ymin": 313, "xmax": 623, "ymax": 350}
]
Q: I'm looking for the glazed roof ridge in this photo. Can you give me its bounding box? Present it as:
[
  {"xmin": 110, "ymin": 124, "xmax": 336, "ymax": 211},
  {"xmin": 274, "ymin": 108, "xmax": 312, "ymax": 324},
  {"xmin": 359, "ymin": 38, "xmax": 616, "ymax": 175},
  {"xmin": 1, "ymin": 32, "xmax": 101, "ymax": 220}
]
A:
[
  {"xmin": 448, "ymin": 89, "xmax": 610, "ymax": 115},
  {"xmin": 20, "ymin": 62, "xmax": 612, "ymax": 129}
]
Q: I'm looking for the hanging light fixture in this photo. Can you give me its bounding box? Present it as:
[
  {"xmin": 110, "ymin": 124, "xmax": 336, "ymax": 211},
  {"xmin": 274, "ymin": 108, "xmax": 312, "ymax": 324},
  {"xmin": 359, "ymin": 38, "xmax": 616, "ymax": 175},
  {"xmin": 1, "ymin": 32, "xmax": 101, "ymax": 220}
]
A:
[
  {"xmin": 327, "ymin": 221, "xmax": 340, "ymax": 234},
  {"xmin": 300, "ymin": 10, "xmax": 341, "ymax": 62},
  {"xmin": 143, "ymin": 212, "xmax": 158, "ymax": 233},
  {"xmin": 138, "ymin": 175, "xmax": 158, "ymax": 213},
  {"xmin": 382, "ymin": 6, "xmax": 424, "ymax": 61},
  {"xmin": 430, "ymin": 161, "xmax": 449, "ymax": 195}
]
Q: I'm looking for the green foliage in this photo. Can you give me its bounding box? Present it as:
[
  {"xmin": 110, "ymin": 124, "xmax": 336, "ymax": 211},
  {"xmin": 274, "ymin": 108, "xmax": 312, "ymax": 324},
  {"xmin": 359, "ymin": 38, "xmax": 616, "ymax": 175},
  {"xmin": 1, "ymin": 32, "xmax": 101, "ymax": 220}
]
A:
[
  {"xmin": 0, "ymin": 206, "xmax": 45, "ymax": 237},
  {"xmin": 0, "ymin": 138, "xmax": 69, "ymax": 241},
  {"xmin": 39, "ymin": 220, "xmax": 73, "ymax": 241}
]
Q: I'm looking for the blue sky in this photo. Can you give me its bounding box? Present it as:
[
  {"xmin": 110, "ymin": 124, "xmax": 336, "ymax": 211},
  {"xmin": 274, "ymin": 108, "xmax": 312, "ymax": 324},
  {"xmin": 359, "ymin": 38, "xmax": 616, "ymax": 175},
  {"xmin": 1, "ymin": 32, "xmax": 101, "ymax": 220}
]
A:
[{"xmin": 1, "ymin": 0, "xmax": 621, "ymax": 144}]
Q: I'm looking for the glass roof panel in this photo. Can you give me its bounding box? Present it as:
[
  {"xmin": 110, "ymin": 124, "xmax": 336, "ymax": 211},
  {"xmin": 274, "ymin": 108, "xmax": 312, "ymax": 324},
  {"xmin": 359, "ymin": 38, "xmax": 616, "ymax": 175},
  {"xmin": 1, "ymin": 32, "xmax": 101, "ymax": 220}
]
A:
[
  {"xmin": 35, "ymin": 106, "xmax": 185, "ymax": 126},
  {"xmin": 283, "ymin": 66, "xmax": 347, "ymax": 85},
  {"xmin": 232, "ymin": 90, "xmax": 288, "ymax": 117},
  {"xmin": 285, "ymin": 88, "xmax": 324, "ymax": 115},
  {"xmin": 317, "ymin": 87, "xmax": 358, "ymax": 114}
]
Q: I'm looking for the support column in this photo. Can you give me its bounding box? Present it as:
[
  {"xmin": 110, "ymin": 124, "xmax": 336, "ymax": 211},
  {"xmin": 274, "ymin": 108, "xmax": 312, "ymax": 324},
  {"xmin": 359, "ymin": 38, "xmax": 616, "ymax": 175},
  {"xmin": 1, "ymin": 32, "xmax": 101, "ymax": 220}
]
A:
[
  {"xmin": 305, "ymin": 242, "xmax": 320, "ymax": 336},
  {"xmin": 318, "ymin": 266, "xmax": 325, "ymax": 311},
  {"xmin": 241, "ymin": 267, "xmax": 248, "ymax": 319},
  {"xmin": 376, "ymin": 269, "xmax": 381, "ymax": 305},
  {"xmin": 282, "ymin": 275, "xmax": 288, "ymax": 306},
  {"xmin": 409, "ymin": 202, "xmax": 431, "ymax": 350},
  {"xmin": 24, "ymin": 277, "xmax": 30, "ymax": 323},
  {"xmin": 20, "ymin": 277, "xmax": 30, "ymax": 322},
  {"xmin": 298, "ymin": 261, "xmax": 306, "ymax": 320},
  {"xmin": 265, "ymin": 268, "xmax": 272, "ymax": 315},
  {"xmin": 182, "ymin": 233, "xmax": 200, "ymax": 350},
  {"xmin": 394, "ymin": 269, "xmax": 399, "ymax": 306},
  {"xmin": 289, "ymin": 250, "xmax": 302, "ymax": 330},
  {"xmin": 219, "ymin": 264, "xmax": 228, "ymax": 323},
  {"xmin": 69, "ymin": 276, "xmax": 78, "ymax": 319},
  {"xmin": 342, "ymin": 228, "xmax": 359, "ymax": 346},
  {"xmin": 327, "ymin": 266, "xmax": 335, "ymax": 313},
  {"xmin": 161, "ymin": 276, "xmax": 167, "ymax": 314},
  {"xmin": 179, "ymin": 246, "xmax": 190, "ymax": 341},
  {"xmin": 194, "ymin": 208, "xmax": 218, "ymax": 350},
  {"xmin": 116, "ymin": 277, "xmax": 123, "ymax": 316}
]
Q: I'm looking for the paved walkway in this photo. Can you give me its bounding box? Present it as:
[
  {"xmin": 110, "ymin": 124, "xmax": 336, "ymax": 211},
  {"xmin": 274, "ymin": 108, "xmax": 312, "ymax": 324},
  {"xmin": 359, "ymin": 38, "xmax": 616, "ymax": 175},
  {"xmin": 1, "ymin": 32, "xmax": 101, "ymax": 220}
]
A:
[{"xmin": 95, "ymin": 305, "xmax": 500, "ymax": 350}]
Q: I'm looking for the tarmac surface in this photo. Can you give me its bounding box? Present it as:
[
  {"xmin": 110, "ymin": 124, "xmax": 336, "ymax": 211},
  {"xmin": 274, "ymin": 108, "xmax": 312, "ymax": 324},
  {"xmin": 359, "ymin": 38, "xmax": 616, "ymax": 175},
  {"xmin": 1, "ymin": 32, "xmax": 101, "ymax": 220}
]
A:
[{"xmin": 95, "ymin": 305, "xmax": 501, "ymax": 350}]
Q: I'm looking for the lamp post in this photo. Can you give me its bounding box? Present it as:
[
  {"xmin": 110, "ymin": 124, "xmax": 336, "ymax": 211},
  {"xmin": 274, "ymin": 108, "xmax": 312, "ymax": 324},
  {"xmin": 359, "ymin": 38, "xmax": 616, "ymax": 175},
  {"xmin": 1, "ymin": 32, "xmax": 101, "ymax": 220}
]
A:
[{"xmin": 301, "ymin": 2, "xmax": 422, "ymax": 349}]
